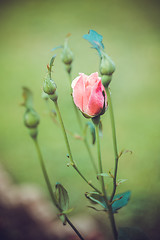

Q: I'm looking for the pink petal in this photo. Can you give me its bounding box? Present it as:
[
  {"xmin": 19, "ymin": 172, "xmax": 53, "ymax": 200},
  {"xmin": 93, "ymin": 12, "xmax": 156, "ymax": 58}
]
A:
[
  {"xmin": 86, "ymin": 80, "xmax": 105, "ymax": 116},
  {"xmin": 72, "ymin": 75, "xmax": 85, "ymax": 111}
]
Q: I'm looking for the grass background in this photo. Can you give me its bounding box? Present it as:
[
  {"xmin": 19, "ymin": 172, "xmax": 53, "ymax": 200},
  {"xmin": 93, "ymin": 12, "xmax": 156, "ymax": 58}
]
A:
[{"xmin": 0, "ymin": 0, "xmax": 160, "ymax": 239}]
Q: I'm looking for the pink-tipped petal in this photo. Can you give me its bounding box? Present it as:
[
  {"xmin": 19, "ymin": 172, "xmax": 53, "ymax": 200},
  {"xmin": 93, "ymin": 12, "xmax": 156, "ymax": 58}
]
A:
[{"xmin": 72, "ymin": 75, "xmax": 85, "ymax": 111}]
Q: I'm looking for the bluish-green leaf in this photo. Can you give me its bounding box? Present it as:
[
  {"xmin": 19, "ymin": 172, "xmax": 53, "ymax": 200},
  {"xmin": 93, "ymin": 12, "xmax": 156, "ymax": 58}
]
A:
[
  {"xmin": 112, "ymin": 191, "xmax": 131, "ymax": 213},
  {"xmin": 83, "ymin": 30, "xmax": 104, "ymax": 56},
  {"xmin": 85, "ymin": 191, "xmax": 131, "ymax": 213},
  {"xmin": 55, "ymin": 183, "xmax": 69, "ymax": 211},
  {"xmin": 51, "ymin": 45, "xmax": 63, "ymax": 52}
]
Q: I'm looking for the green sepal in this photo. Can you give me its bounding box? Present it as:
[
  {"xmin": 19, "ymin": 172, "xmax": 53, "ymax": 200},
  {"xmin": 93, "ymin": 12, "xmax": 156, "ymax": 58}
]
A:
[
  {"xmin": 84, "ymin": 122, "xmax": 96, "ymax": 144},
  {"xmin": 59, "ymin": 214, "xmax": 67, "ymax": 225},
  {"xmin": 22, "ymin": 87, "xmax": 33, "ymax": 110},
  {"xmin": 55, "ymin": 183, "xmax": 69, "ymax": 211},
  {"xmin": 49, "ymin": 55, "xmax": 56, "ymax": 72}
]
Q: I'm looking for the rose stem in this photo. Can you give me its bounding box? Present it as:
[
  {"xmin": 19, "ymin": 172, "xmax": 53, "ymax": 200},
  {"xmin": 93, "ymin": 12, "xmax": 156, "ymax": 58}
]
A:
[
  {"xmin": 94, "ymin": 118, "xmax": 118, "ymax": 240},
  {"xmin": 54, "ymin": 99, "xmax": 101, "ymax": 194},
  {"xmin": 33, "ymin": 138, "xmax": 85, "ymax": 240},
  {"xmin": 67, "ymin": 72, "xmax": 98, "ymax": 174},
  {"xmin": 105, "ymin": 87, "xmax": 119, "ymax": 202}
]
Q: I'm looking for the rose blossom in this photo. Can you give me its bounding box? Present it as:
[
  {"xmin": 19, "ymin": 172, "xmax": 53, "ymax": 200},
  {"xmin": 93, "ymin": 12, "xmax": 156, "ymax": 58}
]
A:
[{"xmin": 71, "ymin": 72, "xmax": 107, "ymax": 118}]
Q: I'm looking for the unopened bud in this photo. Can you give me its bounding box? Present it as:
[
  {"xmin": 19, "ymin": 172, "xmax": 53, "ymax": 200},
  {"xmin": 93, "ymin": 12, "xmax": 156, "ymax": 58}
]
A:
[
  {"xmin": 43, "ymin": 75, "xmax": 57, "ymax": 95},
  {"xmin": 100, "ymin": 52, "xmax": 115, "ymax": 76},
  {"xmin": 49, "ymin": 91, "xmax": 58, "ymax": 102},
  {"xmin": 24, "ymin": 109, "xmax": 40, "ymax": 128},
  {"xmin": 61, "ymin": 39, "xmax": 74, "ymax": 65}
]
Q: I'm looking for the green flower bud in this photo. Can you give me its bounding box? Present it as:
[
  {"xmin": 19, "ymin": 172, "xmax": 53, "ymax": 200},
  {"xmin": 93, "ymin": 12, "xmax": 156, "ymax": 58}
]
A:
[
  {"xmin": 49, "ymin": 92, "xmax": 58, "ymax": 102},
  {"xmin": 43, "ymin": 76, "xmax": 57, "ymax": 95},
  {"xmin": 61, "ymin": 39, "xmax": 74, "ymax": 65},
  {"xmin": 24, "ymin": 109, "xmax": 40, "ymax": 128},
  {"xmin": 29, "ymin": 128, "xmax": 38, "ymax": 139},
  {"xmin": 100, "ymin": 52, "xmax": 115, "ymax": 76},
  {"xmin": 101, "ymin": 75, "xmax": 112, "ymax": 88}
]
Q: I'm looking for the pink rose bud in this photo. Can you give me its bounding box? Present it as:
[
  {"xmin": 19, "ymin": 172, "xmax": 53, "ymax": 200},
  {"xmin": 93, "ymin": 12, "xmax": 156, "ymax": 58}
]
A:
[{"xmin": 71, "ymin": 72, "xmax": 107, "ymax": 118}]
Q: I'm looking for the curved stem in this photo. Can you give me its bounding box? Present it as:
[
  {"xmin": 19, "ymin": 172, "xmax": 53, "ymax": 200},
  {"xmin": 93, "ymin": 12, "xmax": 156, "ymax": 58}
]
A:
[
  {"xmin": 68, "ymin": 72, "xmax": 98, "ymax": 174},
  {"xmin": 106, "ymin": 87, "xmax": 119, "ymax": 202},
  {"xmin": 33, "ymin": 138, "xmax": 85, "ymax": 240},
  {"xmin": 54, "ymin": 100, "xmax": 101, "ymax": 194},
  {"xmin": 95, "ymin": 122, "xmax": 118, "ymax": 240}
]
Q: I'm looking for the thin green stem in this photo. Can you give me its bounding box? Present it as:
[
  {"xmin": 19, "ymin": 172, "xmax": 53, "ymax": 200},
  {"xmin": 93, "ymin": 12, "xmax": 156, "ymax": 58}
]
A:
[
  {"xmin": 54, "ymin": 100, "xmax": 101, "ymax": 194},
  {"xmin": 34, "ymin": 138, "xmax": 60, "ymax": 210},
  {"xmin": 68, "ymin": 72, "xmax": 98, "ymax": 174},
  {"xmin": 33, "ymin": 138, "xmax": 85, "ymax": 240},
  {"xmin": 95, "ymin": 122, "xmax": 118, "ymax": 240},
  {"xmin": 106, "ymin": 88, "xmax": 119, "ymax": 202}
]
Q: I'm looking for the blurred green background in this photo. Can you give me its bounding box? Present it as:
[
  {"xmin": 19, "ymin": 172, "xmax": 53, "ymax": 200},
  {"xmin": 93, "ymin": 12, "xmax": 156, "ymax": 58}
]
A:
[{"xmin": 0, "ymin": 0, "xmax": 160, "ymax": 239}]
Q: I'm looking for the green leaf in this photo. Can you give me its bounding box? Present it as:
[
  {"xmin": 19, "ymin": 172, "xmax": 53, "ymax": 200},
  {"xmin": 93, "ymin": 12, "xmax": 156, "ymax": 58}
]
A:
[
  {"xmin": 112, "ymin": 191, "xmax": 131, "ymax": 213},
  {"xmin": 49, "ymin": 55, "xmax": 56, "ymax": 71},
  {"xmin": 85, "ymin": 192, "xmax": 107, "ymax": 209},
  {"xmin": 62, "ymin": 208, "xmax": 73, "ymax": 215},
  {"xmin": 97, "ymin": 173, "xmax": 110, "ymax": 177},
  {"xmin": 85, "ymin": 191, "xmax": 131, "ymax": 213},
  {"xmin": 55, "ymin": 183, "xmax": 69, "ymax": 211},
  {"xmin": 117, "ymin": 179, "xmax": 128, "ymax": 186},
  {"xmin": 84, "ymin": 122, "xmax": 96, "ymax": 144},
  {"xmin": 22, "ymin": 87, "xmax": 33, "ymax": 110}
]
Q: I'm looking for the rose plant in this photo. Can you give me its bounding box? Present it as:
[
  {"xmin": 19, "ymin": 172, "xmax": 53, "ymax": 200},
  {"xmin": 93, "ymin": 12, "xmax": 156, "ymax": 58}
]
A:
[{"xmin": 21, "ymin": 30, "xmax": 144, "ymax": 240}]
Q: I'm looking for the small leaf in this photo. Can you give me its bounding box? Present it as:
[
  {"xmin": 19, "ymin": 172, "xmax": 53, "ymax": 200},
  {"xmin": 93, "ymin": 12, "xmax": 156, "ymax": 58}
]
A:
[
  {"xmin": 111, "ymin": 191, "xmax": 131, "ymax": 213},
  {"xmin": 97, "ymin": 173, "xmax": 110, "ymax": 180},
  {"xmin": 117, "ymin": 179, "xmax": 128, "ymax": 186},
  {"xmin": 49, "ymin": 55, "xmax": 56, "ymax": 71},
  {"xmin": 84, "ymin": 122, "xmax": 96, "ymax": 144},
  {"xmin": 62, "ymin": 208, "xmax": 73, "ymax": 215},
  {"xmin": 118, "ymin": 149, "xmax": 132, "ymax": 159},
  {"xmin": 87, "ymin": 206, "xmax": 105, "ymax": 212},
  {"xmin": 85, "ymin": 192, "xmax": 107, "ymax": 209},
  {"xmin": 51, "ymin": 45, "xmax": 63, "ymax": 52},
  {"xmin": 22, "ymin": 87, "xmax": 33, "ymax": 109},
  {"xmin": 85, "ymin": 191, "xmax": 131, "ymax": 213},
  {"xmin": 83, "ymin": 30, "xmax": 104, "ymax": 56},
  {"xmin": 97, "ymin": 173, "xmax": 110, "ymax": 177},
  {"xmin": 55, "ymin": 183, "xmax": 69, "ymax": 211}
]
